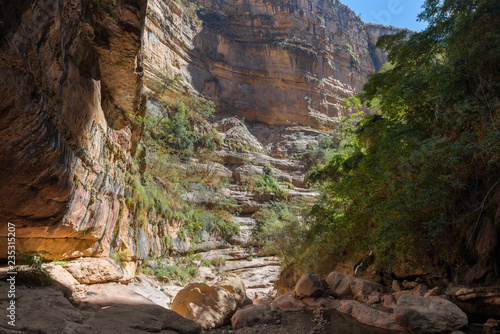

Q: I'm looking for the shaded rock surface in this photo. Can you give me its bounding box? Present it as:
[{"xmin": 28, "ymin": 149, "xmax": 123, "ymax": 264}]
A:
[
  {"xmin": 0, "ymin": 281, "xmax": 201, "ymax": 334},
  {"xmin": 394, "ymin": 294, "xmax": 468, "ymax": 333},
  {"xmin": 294, "ymin": 272, "xmax": 328, "ymax": 299}
]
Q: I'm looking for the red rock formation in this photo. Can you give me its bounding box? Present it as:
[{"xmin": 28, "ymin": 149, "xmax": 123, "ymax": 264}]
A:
[
  {"xmin": 0, "ymin": 0, "xmax": 147, "ymax": 259},
  {"xmin": 143, "ymin": 0, "xmax": 402, "ymax": 128}
]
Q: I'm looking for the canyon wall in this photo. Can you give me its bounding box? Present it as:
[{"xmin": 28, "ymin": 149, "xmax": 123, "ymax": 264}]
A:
[
  {"xmin": 0, "ymin": 0, "xmax": 399, "ymax": 260},
  {"xmin": 0, "ymin": 0, "xmax": 148, "ymax": 259},
  {"xmin": 143, "ymin": 0, "xmax": 400, "ymax": 128}
]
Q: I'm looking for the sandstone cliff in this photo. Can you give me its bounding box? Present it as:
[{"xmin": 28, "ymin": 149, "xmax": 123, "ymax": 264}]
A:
[
  {"xmin": 143, "ymin": 0, "xmax": 400, "ymax": 128},
  {"xmin": 0, "ymin": 0, "xmax": 399, "ymax": 260},
  {"xmin": 0, "ymin": 0, "xmax": 147, "ymax": 258}
]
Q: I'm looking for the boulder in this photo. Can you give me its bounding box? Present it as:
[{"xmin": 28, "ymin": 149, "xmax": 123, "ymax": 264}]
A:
[
  {"xmin": 484, "ymin": 318, "xmax": 500, "ymax": 334},
  {"xmin": 217, "ymin": 273, "xmax": 248, "ymax": 308},
  {"xmin": 326, "ymin": 271, "xmax": 386, "ymax": 299},
  {"xmin": 172, "ymin": 283, "xmax": 237, "ymax": 329},
  {"xmin": 392, "ymin": 280, "xmax": 404, "ymax": 292},
  {"xmin": 424, "ymin": 286, "xmax": 445, "ymax": 298},
  {"xmin": 64, "ymin": 257, "xmax": 126, "ymax": 284},
  {"xmin": 337, "ymin": 300, "xmax": 405, "ymax": 331},
  {"xmin": 368, "ymin": 291, "xmax": 382, "ymax": 304},
  {"xmin": 383, "ymin": 294, "xmax": 397, "ymax": 309},
  {"xmin": 294, "ymin": 272, "xmax": 328, "ymax": 299},
  {"xmin": 272, "ymin": 292, "xmax": 307, "ymax": 312},
  {"xmin": 394, "ymin": 294, "xmax": 468, "ymax": 333},
  {"xmin": 402, "ymin": 280, "xmax": 420, "ymax": 290},
  {"xmin": 231, "ymin": 304, "xmax": 281, "ymax": 329}
]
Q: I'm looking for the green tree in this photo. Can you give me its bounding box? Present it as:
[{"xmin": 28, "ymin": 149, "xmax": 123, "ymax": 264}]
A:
[{"xmin": 306, "ymin": 0, "xmax": 500, "ymax": 274}]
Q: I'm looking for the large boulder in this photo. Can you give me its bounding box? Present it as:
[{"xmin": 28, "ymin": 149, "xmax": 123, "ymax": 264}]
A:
[
  {"xmin": 294, "ymin": 272, "xmax": 328, "ymax": 299},
  {"xmin": 394, "ymin": 294, "xmax": 468, "ymax": 333},
  {"xmin": 231, "ymin": 304, "xmax": 281, "ymax": 330},
  {"xmin": 217, "ymin": 273, "xmax": 248, "ymax": 308},
  {"xmin": 326, "ymin": 272, "xmax": 386, "ymax": 299},
  {"xmin": 171, "ymin": 283, "xmax": 237, "ymax": 329}
]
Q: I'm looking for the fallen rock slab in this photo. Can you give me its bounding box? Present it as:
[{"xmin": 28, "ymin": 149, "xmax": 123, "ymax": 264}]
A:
[
  {"xmin": 394, "ymin": 294, "xmax": 468, "ymax": 333},
  {"xmin": 64, "ymin": 257, "xmax": 128, "ymax": 284}
]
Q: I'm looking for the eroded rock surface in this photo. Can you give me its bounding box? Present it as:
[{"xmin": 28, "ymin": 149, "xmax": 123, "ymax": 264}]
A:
[{"xmin": 394, "ymin": 294, "xmax": 468, "ymax": 333}]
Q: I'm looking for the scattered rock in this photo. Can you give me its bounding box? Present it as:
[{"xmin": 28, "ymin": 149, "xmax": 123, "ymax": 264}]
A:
[
  {"xmin": 392, "ymin": 280, "xmax": 404, "ymax": 292},
  {"xmin": 382, "ymin": 294, "xmax": 397, "ymax": 309},
  {"xmin": 367, "ymin": 291, "xmax": 382, "ymax": 304},
  {"xmin": 231, "ymin": 304, "xmax": 281, "ymax": 329},
  {"xmin": 484, "ymin": 318, "xmax": 500, "ymax": 334},
  {"xmin": 394, "ymin": 294, "xmax": 468, "ymax": 333},
  {"xmin": 402, "ymin": 280, "xmax": 420, "ymax": 290},
  {"xmin": 424, "ymin": 286, "xmax": 445, "ymax": 298},
  {"xmin": 172, "ymin": 282, "xmax": 237, "ymax": 329},
  {"xmin": 337, "ymin": 300, "xmax": 405, "ymax": 331},
  {"xmin": 326, "ymin": 271, "xmax": 386, "ymax": 299},
  {"xmin": 393, "ymin": 284, "xmax": 429, "ymax": 299},
  {"xmin": 454, "ymin": 286, "xmax": 500, "ymax": 319},
  {"xmin": 294, "ymin": 272, "xmax": 328, "ymax": 299},
  {"xmin": 273, "ymin": 292, "xmax": 307, "ymax": 312}
]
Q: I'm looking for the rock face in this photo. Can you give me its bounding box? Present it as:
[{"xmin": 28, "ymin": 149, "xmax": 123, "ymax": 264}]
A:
[
  {"xmin": 172, "ymin": 282, "xmax": 238, "ymax": 329},
  {"xmin": 144, "ymin": 0, "xmax": 401, "ymax": 128},
  {"xmin": 0, "ymin": 0, "xmax": 400, "ymax": 262},
  {"xmin": 0, "ymin": 0, "xmax": 149, "ymax": 259},
  {"xmin": 394, "ymin": 294, "xmax": 468, "ymax": 333}
]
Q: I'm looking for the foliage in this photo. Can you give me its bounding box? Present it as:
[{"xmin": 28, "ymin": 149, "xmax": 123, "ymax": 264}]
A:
[
  {"xmin": 253, "ymin": 166, "xmax": 289, "ymax": 200},
  {"xmin": 16, "ymin": 251, "xmax": 54, "ymax": 286},
  {"xmin": 96, "ymin": 0, "xmax": 117, "ymax": 20},
  {"xmin": 253, "ymin": 200, "xmax": 313, "ymax": 266},
  {"xmin": 296, "ymin": 135, "xmax": 337, "ymax": 169},
  {"xmin": 111, "ymin": 249, "xmax": 134, "ymax": 266},
  {"xmin": 305, "ymin": 0, "xmax": 500, "ymax": 273},
  {"xmin": 125, "ymin": 72, "xmax": 237, "ymax": 248}
]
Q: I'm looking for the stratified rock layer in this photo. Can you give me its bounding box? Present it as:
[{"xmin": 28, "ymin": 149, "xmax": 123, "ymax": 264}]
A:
[
  {"xmin": 0, "ymin": 0, "xmax": 148, "ymax": 258},
  {"xmin": 143, "ymin": 0, "xmax": 400, "ymax": 128}
]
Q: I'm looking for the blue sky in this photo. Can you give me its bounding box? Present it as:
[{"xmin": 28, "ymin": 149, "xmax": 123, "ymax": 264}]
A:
[{"xmin": 342, "ymin": 0, "xmax": 428, "ymax": 31}]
